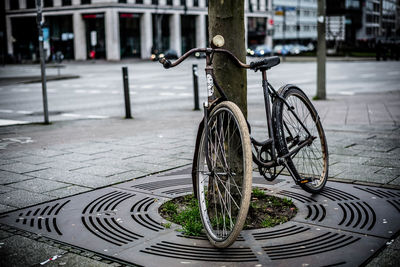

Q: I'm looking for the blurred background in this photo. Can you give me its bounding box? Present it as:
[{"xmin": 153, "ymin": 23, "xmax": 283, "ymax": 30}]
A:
[{"xmin": 0, "ymin": 0, "xmax": 398, "ymax": 64}]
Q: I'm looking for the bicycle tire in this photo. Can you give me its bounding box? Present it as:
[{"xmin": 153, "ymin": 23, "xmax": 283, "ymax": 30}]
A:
[
  {"xmin": 195, "ymin": 101, "xmax": 252, "ymax": 248},
  {"xmin": 273, "ymin": 86, "xmax": 329, "ymax": 193}
]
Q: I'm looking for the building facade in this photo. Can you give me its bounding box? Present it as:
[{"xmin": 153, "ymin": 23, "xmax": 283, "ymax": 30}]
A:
[
  {"xmin": 272, "ymin": 0, "xmax": 318, "ymax": 44},
  {"xmin": 327, "ymin": 0, "xmax": 400, "ymax": 45},
  {"xmin": 4, "ymin": 0, "xmax": 273, "ymax": 61},
  {"xmin": 357, "ymin": 0, "xmax": 398, "ymax": 40}
]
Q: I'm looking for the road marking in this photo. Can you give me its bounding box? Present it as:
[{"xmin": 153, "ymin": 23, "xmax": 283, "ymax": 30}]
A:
[
  {"xmin": 361, "ymin": 73, "xmax": 376, "ymax": 78},
  {"xmin": 47, "ymin": 89, "xmax": 57, "ymax": 93},
  {"xmin": 61, "ymin": 113, "xmax": 108, "ymax": 119},
  {"xmin": 0, "ymin": 109, "xmax": 13, "ymax": 113},
  {"xmin": 111, "ymin": 90, "xmax": 119, "ymax": 94},
  {"xmin": 129, "ymin": 92, "xmax": 137, "ymax": 95},
  {"xmin": 161, "ymin": 85, "xmax": 170, "ymax": 89},
  {"xmin": 0, "ymin": 119, "xmax": 29, "ymax": 126},
  {"xmin": 178, "ymin": 93, "xmax": 192, "ymax": 97},
  {"xmin": 338, "ymin": 91, "xmax": 355, "ymax": 96},
  {"xmin": 89, "ymin": 90, "xmax": 100, "ymax": 94},
  {"xmin": 141, "ymin": 85, "xmax": 154, "ymax": 89},
  {"xmin": 16, "ymin": 110, "xmax": 34, "ymax": 115},
  {"xmin": 86, "ymin": 115, "xmax": 109, "ymax": 119},
  {"xmin": 159, "ymin": 92, "xmax": 175, "ymax": 96},
  {"xmin": 74, "ymin": 89, "xmax": 86, "ymax": 93},
  {"xmin": 61, "ymin": 113, "xmax": 81, "ymax": 117}
]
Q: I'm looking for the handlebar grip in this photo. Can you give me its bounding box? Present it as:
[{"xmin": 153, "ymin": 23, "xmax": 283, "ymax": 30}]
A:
[{"xmin": 159, "ymin": 58, "xmax": 172, "ymax": 69}]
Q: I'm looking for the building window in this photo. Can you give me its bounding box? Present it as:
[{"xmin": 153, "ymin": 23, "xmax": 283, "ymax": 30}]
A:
[
  {"xmin": 136, "ymin": 0, "xmax": 143, "ymax": 3},
  {"xmin": 119, "ymin": 0, "xmax": 127, "ymax": 3},
  {"xmin": 193, "ymin": 0, "xmax": 198, "ymax": 6},
  {"xmin": 26, "ymin": 0, "xmax": 36, "ymax": 9},
  {"xmin": 167, "ymin": 0, "xmax": 172, "ymax": 5},
  {"xmin": 10, "ymin": 0, "xmax": 19, "ymax": 10},
  {"xmin": 62, "ymin": 0, "xmax": 72, "ymax": 6},
  {"xmin": 81, "ymin": 0, "xmax": 91, "ymax": 4},
  {"xmin": 44, "ymin": 0, "xmax": 53, "ymax": 7},
  {"xmin": 181, "ymin": 0, "xmax": 186, "ymax": 5},
  {"xmin": 152, "ymin": 0, "xmax": 158, "ymax": 4}
]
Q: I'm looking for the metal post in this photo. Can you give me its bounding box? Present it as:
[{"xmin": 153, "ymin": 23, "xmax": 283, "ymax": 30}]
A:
[
  {"xmin": 122, "ymin": 67, "xmax": 132, "ymax": 119},
  {"xmin": 282, "ymin": 9, "xmax": 286, "ymax": 61},
  {"xmin": 316, "ymin": 0, "xmax": 326, "ymax": 100},
  {"xmin": 36, "ymin": 0, "xmax": 49, "ymax": 124},
  {"xmin": 192, "ymin": 64, "xmax": 200, "ymax": 111}
]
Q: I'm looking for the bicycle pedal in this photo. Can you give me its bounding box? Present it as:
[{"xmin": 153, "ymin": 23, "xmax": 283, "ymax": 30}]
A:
[{"xmin": 298, "ymin": 178, "xmax": 312, "ymax": 184}]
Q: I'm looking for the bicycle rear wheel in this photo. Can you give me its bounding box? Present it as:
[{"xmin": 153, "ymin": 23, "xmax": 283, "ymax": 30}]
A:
[
  {"xmin": 273, "ymin": 86, "xmax": 328, "ymax": 193},
  {"xmin": 196, "ymin": 101, "xmax": 252, "ymax": 248}
]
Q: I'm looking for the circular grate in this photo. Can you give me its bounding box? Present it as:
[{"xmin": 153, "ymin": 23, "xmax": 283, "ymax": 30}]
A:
[{"xmin": 1, "ymin": 167, "xmax": 399, "ymax": 266}]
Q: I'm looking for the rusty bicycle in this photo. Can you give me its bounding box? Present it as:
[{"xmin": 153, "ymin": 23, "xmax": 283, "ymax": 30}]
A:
[{"xmin": 159, "ymin": 36, "xmax": 328, "ymax": 248}]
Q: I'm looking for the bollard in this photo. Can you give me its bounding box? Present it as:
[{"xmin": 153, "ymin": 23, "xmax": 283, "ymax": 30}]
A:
[
  {"xmin": 192, "ymin": 64, "xmax": 200, "ymax": 111},
  {"xmin": 122, "ymin": 67, "xmax": 132, "ymax": 119}
]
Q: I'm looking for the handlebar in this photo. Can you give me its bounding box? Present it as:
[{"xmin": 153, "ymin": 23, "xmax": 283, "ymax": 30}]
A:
[
  {"xmin": 159, "ymin": 47, "xmax": 280, "ymax": 71},
  {"xmin": 159, "ymin": 47, "xmax": 251, "ymax": 69}
]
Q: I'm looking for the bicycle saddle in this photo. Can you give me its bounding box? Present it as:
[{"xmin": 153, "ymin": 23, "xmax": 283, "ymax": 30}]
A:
[{"xmin": 250, "ymin": 56, "xmax": 280, "ymax": 71}]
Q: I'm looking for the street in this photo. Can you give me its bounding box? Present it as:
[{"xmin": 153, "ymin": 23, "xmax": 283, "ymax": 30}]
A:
[{"xmin": 0, "ymin": 58, "xmax": 399, "ymax": 125}]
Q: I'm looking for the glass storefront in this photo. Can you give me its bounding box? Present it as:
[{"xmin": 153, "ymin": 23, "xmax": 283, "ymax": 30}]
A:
[
  {"xmin": 11, "ymin": 17, "xmax": 38, "ymax": 61},
  {"xmin": 83, "ymin": 14, "xmax": 106, "ymax": 59},
  {"xmin": 181, "ymin": 15, "xmax": 196, "ymax": 54},
  {"xmin": 119, "ymin": 13, "xmax": 141, "ymax": 58},
  {"xmin": 248, "ymin": 17, "xmax": 267, "ymax": 46},
  {"xmin": 45, "ymin": 15, "xmax": 74, "ymax": 60},
  {"xmin": 152, "ymin": 14, "xmax": 170, "ymax": 53}
]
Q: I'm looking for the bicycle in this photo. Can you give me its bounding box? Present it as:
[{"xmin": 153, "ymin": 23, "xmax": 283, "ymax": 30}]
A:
[{"xmin": 159, "ymin": 36, "xmax": 328, "ymax": 248}]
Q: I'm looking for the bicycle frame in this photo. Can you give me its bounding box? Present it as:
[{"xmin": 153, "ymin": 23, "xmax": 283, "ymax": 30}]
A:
[{"xmin": 160, "ymin": 47, "xmax": 317, "ymax": 184}]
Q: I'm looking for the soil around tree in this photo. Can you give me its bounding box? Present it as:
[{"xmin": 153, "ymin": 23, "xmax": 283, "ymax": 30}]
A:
[{"xmin": 159, "ymin": 187, "xmax": 298, "ymax": 236}]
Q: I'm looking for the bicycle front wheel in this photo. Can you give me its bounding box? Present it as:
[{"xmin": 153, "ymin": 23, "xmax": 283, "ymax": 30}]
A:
[
  {"xmin": 273, "ymin": 86, "xmax": 329, "ymax": 193},
  {"xmin": 196, "ymin": 101, "xmax": 252, "ymax": 248}
]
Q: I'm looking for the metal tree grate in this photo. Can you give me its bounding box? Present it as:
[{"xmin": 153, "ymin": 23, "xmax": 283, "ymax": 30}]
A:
[{"xmin": 0, "ymin": 166, "xmax": 399, "ymax": 266}]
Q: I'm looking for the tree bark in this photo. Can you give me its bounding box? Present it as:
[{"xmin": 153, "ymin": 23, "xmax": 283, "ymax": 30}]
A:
[{"xmin": 209, "ymin": 1, "xmax": 247, "ymax": 117}]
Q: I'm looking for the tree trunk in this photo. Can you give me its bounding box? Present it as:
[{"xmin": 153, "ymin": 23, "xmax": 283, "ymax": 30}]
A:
[{"xmin": 209, "ymin": 1, "xmax": 247, "ymax": 117}]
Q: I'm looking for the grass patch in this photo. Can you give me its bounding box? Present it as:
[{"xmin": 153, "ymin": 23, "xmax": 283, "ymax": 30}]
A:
[{"xmin": 159, "ymin": 187, "xmax": 297, "ymax": 236}]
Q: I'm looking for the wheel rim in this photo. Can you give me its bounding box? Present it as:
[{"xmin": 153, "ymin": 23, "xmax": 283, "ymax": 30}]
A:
[
  {"xmin": 197, "ymin": 107, "xmax": 247, "ymax": 242},
  {"xmin": 282, "ymin": 93, "xmax": 327, "ymax": 188}
]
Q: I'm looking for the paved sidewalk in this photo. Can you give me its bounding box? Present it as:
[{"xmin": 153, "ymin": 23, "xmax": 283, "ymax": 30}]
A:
[{"xmin": 0, "ymin": 91, "xmax": 399, "ymax": 266}]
